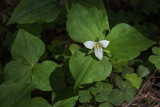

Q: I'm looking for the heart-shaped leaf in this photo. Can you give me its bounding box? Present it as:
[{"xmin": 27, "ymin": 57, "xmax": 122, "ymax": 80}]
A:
[
  {"xmin": 11, "ymin": 29, "xmax": 45, "ymax": 65},
  {"xmin": 105, "ymin": 23, "xmax": 155, "ymax": 61},
  {"xmin": 69, "ymin": 50, "xmax": 112, "ymax": 88},
  {"xmin": 67, "ymin": 3, "xmax": 109, "ymax": 43}
]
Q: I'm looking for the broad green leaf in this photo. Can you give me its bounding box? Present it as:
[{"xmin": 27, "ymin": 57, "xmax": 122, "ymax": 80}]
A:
[
  {"xmin": 105, "ymin": 23, "xmax": 155, "ymax": 61},
  {"xmin": 8, "ymin": 0, "xmax": 61, "ymax": 24},
  {"xmin": 125, "ymin": 73, "xmax": 142, "ymax": 89},
  {"xmin": 69, "ymin": 50, "xmax": 112, "ymax": 88},
  {"xmin": 77, "ymin": 0, "xmax": 109, "ymax": 31},
  {"xmin": 99, "ymin": 102, "xmax": 113, "ymax": 107},
  {"xmin": 32, "ymin": 60, "xmax": 59, "ymax": 91},
  {"xmin": 53, "ymin": 96, "xmax": 78, "ymax": 107},
  {"xmin": 11, "ymin": 29, "xmax": 45, "ymax": 65},
  {"xmin": 149, "ymin": 47, "xmax": 160, "ymax": 69},
  {"xmin": 32, "ymin": 97, "xmax": 51, "ymax": 107},
  {"xmin": 91, "ymin": 82, "xmax": 113, "ymax": 95},
  {"xmin": 137, "ymin": 65, "xmax": 150, "ymax": 77},
  {"xmin": 0, "ymin": 82, "xmax": 34, "ymax": 107},
  {"xmin": 79, "ymin": 89, "xmax": 92, "ymax": 103},
  {"xmin": 67, "ymin": 3, "xmax": 109, "ymax": 43},
  {"xmin": 4, "ymin": 61, "xmax": 32, "ymax": 83},
  {"xmin": 95, "ymin": 91, "xmax": 109, "ymax": 102},
  {"xmin": 109, "ymin": 89, "xmax": 123, "ymax": 106}
]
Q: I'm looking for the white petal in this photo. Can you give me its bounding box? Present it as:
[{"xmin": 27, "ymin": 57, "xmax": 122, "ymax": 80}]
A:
[
  {"xmin": 94, "ymin": 48, "xmax": 103, "ymax": 60},
  {"xmin": 99, "ymin": 40, "xmax": 110, "ymax": 48},
  {"xmin": 84, "ymin": 41, "xmax": 96, "ymax": 49}
]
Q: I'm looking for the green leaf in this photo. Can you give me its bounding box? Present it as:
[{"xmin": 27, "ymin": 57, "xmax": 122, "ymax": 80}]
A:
[
  {"xmin": 109, "ymin": 89, "xmax": 123, "ymax": 106},
  {"xmin": 79, "ymin": 89, "xmax": 92, "ymax": 103},
  {"xmin": 95, "ymin": 91, "xmax": 109, "ymax": 102},
  {"xmin": 32, "ymin": 97, "xmax": 51, "ymax": 107},
  {"xmin": 137, "ymin": 65, "xmax": 150, "ymax": 77},
  {"xmin": 110, "ymin": 58, "xmax": 127, "ymax": 72},
  {"xmin": 69, "ymin": 50, "xmax": 112, "ymax": 88},
  {"xmin": 116, "ymin": 77, "xmax": 137, "ymax": 102},
  {"xmin": 123, "ymin": 86, "xmax": 137, "ymax": 102},
  {"xmin": 53, "ymin": 96, "xmax": 78, "ymax": 107},
  {"xmin": 11, "ymin": 29, "xmax": 45, "ymax": 65},
  {"xmin": 77, "ymin": 0, "xmax": 109, "ymax": 30},
  {"xmin": 4, "ymin": 61, "xmax": 32, "ymax": 83},
  {"xmin": 67, "ymin": 3, "xmax": 109, "ymax": 43},
  {"xmin": 149, "ymin": 47, "xmax": 160, "ymax": 69},
  {"xmin": 99, "ymin": 102, "xmax": 113, "ymax": 107},
  {"xmin": 152, "ymin": 47, "xmax": 160, "ymax": 55},
  {"xmin": 121, "ymin": 66, "xmax": 134, "ymax": 78},
  {"xmin": 91, "ymin": 82, "xmax": 113, "ymax": 95},
  {"xmin": 4, "ymin": 60, "xmax": 59, "ymax": 91},
  {"xmin": 125, "ymin": 73, "xmax": 142, "ymax": 89},
  {"xmin": 8, "ymin": 0, "xmax": 61, "ymax": 24},
  {"xmin": 0, "ymin": 82, "xmax": 34, "ymax": 107},
  {"xmin": 105, "ymin": 23, "xmax": 155, "ymax": 61},
  {"xmin": 32, "ymin": 60, "xmax": 59, "ymax": 91}
]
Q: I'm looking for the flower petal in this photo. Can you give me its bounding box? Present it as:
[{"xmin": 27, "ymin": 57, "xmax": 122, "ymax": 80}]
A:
[
  {"xmin": 99, "ymin": 40, "xmax": 110, "ymax": 48},
  {"xmin": 94, "ymin": 48, "xmax": 103, "ymax": 60},
  {"xmin": 84, "ymin": 41, "xmax": 96, "ymax": 49}
]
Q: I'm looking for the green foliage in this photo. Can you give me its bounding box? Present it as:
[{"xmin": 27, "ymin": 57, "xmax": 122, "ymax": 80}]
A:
[
  {"xmin": 67, "ymin": 2, "xmax": 109, "ymax": 43},
  {"xmin": 91, "ymin": 82, "xmax": 113, "ymax": 96},
  {"xmin": 69, "ymin": 44, "xmax": 79, "ymax": 55},
  {"xmin": 0, "ymin": 82, "xmax": 35, "ymax": 107},
  {"xmin": 69, "ymin": 49, "xmax": 112, "ymax": 88},
  {"xmin": 137, "ymin": 65, "xmax": 150, "ymax": 77},
  {"xmin": 105, "ymin": 23, "xmax": 155, "ymax": 61},
  {"xmin": 11, "ymin": 29, "xmax": 45, "ymax": 65},
  {"xmin": 4, "ymin": 30, "xmax": 59, "ymax": 91},
  {"xmin": 149, "ymin": 47, "xmax": 160, "ymax": 69},
  {"xmin": 79, "ymin": 89, "xmax": 92, "ymax": 103},
  {"xmin": 125, "ymin": 73, "xmax": 142, "ymax": 89},
  {"xmin": 1, "ymin": 0, "xmax": 157, "ymax": 106},
  {"xmin": 109, "ymin": 77, "xmax": 137, "ymax": 106},
  {"xmin": 99, "ymin": 102, "xmax": 113, "ymax": 107},
  {"xmin": 8, "ymin": 0, "xmax": 61, "ymax": 24}
]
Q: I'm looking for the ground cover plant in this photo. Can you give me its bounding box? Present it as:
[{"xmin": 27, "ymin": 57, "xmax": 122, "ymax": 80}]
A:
[{"xmin": 0, "ymin": 0, "xmax": 160, "ymax": 107}]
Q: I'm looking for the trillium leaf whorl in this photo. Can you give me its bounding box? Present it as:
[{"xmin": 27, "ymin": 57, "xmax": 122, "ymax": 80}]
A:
[{"xmin": 84, "ymin": 40, "xmax": 110, "ymax": 60}]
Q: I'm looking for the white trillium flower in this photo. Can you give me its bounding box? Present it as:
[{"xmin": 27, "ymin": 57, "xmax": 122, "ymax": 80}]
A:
[{"xmin": 84, "ymin": 40, "xmax": 110, "ymax": 60}]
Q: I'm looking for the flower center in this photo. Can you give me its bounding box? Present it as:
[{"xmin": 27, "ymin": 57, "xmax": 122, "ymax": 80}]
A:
[{"xmin": 94, "ymin": 43, "xmax": 101, "ymax": 50}]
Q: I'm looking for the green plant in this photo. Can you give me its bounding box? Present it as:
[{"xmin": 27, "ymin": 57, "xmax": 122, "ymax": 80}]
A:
[{"xmin": 0, "ymin": 0, "xmax": 159, "ymax": 107}]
